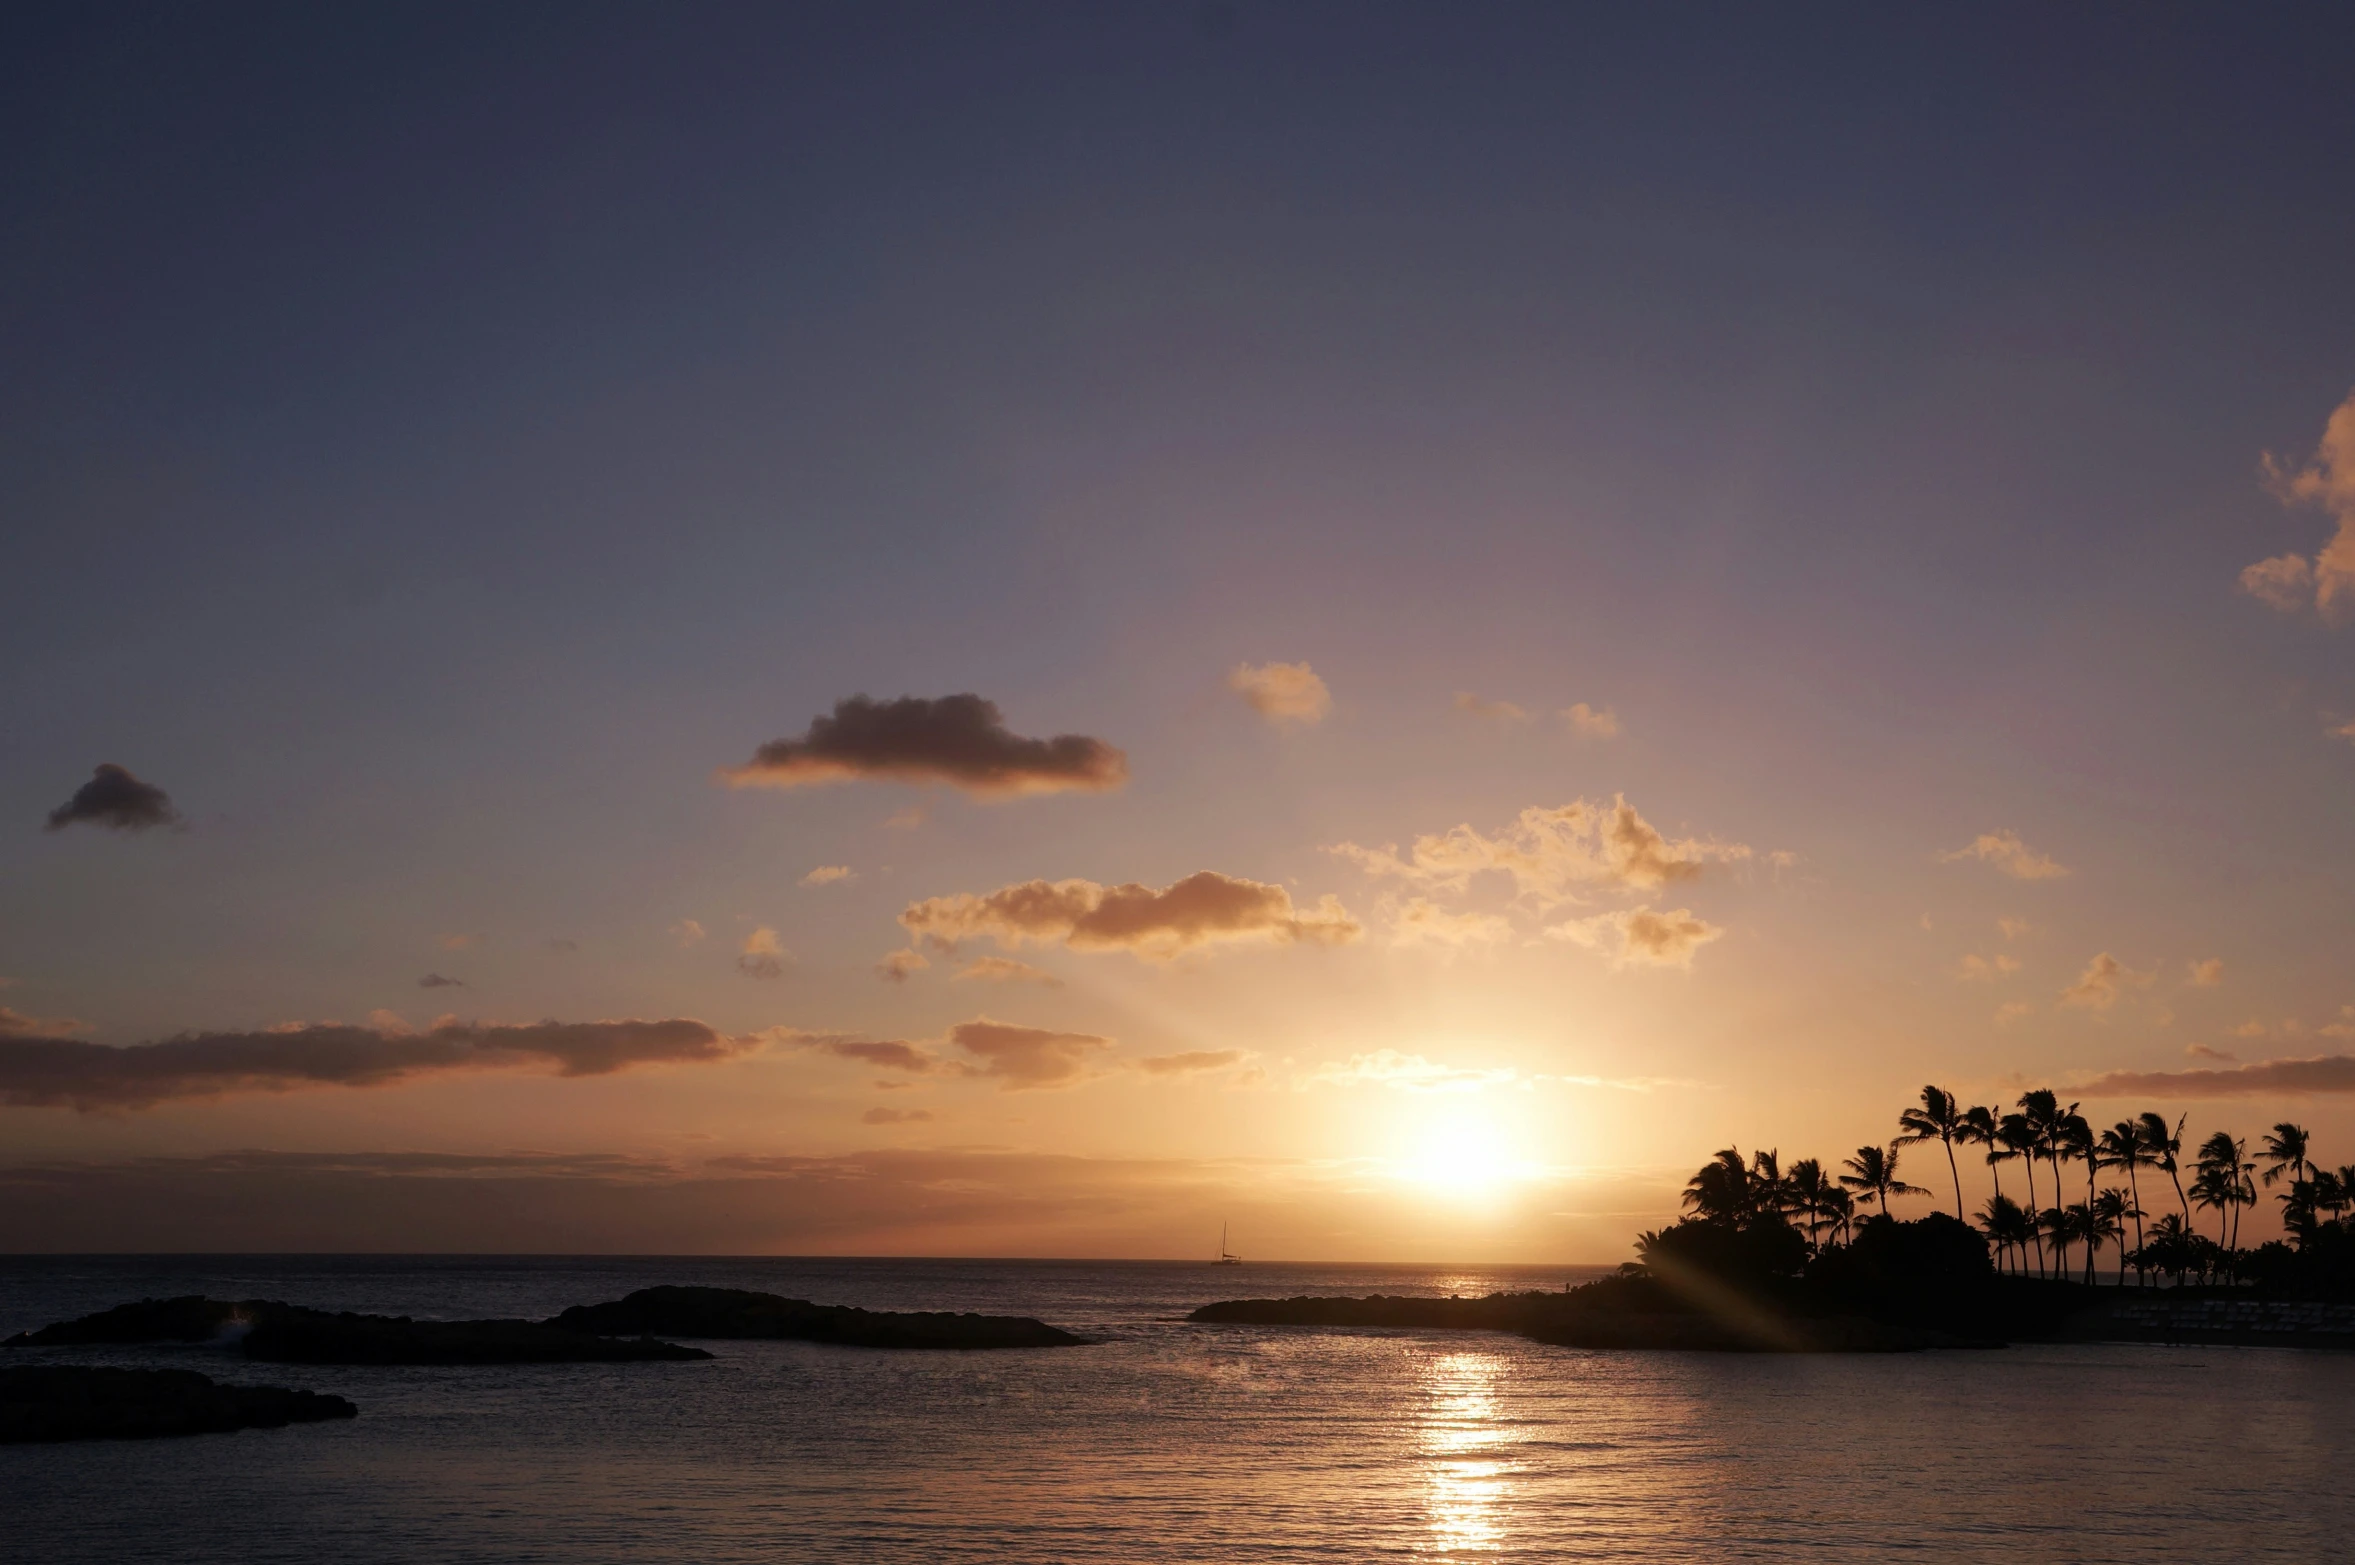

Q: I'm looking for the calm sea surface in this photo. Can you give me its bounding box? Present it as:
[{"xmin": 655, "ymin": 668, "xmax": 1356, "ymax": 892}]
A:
[{"xmin": 4, "ymin": 1254, "xmax": 2351, "ymax": 1563}]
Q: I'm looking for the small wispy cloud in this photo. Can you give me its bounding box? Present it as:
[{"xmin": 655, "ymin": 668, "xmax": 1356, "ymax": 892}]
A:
[
  {"xmin": 1228, "ymin": 661, "xmax": 1332, "ymax": 726},
  {"xmin": 1940, "ymin": 830, "xmax": 2068, "ymax": 881},
  {"xmin": 738, "ymin": 927, "xmax": 787, "ymax": 980},
  {"xmin": 1955, "ymin": 953, "xmax": 2020, "ymax": 982},
  {"xmin": 1560, "ymin": 702, "xmax": 1620, "ymax": 739},
  {"xmin": 875, "ymin": 949, "xmax": 929, "ymax": 983},
  {"xmin": 1454, "ymin": 692, "xmax": 1530, "ymax": 722},
  {"xmin": 2186, "ymin": 958, "xmax": 2224, "ymax": 988},
  {"xmin": 801, "ymin": 865, "xmax": 855, "ymax": 887},
  {"xmin": 953, "ymin": 956, "xmax": 1062, "ymax": 987},
  {"xmin": 417, "ymin": 973, "xmax": 467, "ymax": 990},
  {"xmin": 670, "ymin": 919, "xmax": 706, "ymax": 948}
]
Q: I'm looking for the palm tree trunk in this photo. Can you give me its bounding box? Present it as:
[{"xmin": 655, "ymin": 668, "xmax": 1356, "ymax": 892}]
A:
[
  {"xmin": 2024, "ymin": 1158, "xmax": 2044, "ymax": 1278},
  {"xmin": 1944, "ymin": 1136, "xmax": 1963, "ymax": 1222},
  {"xmin": 2124, "ymin": 1166, "xmax": 2146, "ymax": 1287}
]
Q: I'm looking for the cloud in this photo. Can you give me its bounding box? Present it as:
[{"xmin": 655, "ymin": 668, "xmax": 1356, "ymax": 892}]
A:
[
  {"xmin": 0, "ymin": 1006, "xmax": 90, "ymax": 1038},
  {"xmin": 1389, "ymin": 898, "xmax": 1515, "ymax": 948},
  {"xmin": 1997, "ymin": 917, "xmax": 2033, "ymax": 940},
  {"xmin": 953, "ymin": 956, "xmax": 1062, "ymax": 987},
  {"xmin": 2330, "ymin": 718, "xmax": 2355, "ymax": 743},
  {"xmin": 1995, "ymin": 1001, "xmax": 2034, "ymax": 1027},
  {"xmin": 0, "ymin": 1017, "xmax": 754, "ymax": 1111},
  {"xmin": 2078, "ymin": 1053, "xmax": 2355, "ymax": 1099},
  {"xmin": 947, "ymin": 1019, "xmax": 1111, "ymax": 1090},
  {"xmin": 44, "ymin": 764, "xmax": 180, "ymax": 833},
  {"xmin": 2241, "ymin": 553, "xmax": 2316, "ymax": 612},
  {"xmin": 2060, "ymin": 951, "xmax": 2146, "ymax": 1011},
  {"xmin": 794, "ymin": 1035, "xmax": 945, "ymax": 1074},
  {"xmin": 2242, "ymin": 389, "xmax": 2355, "ymax": 621},
  {"xmin": 1228, "ymin": 662, "xmax": 1331, "ymax": 726},
  {"xmin": 2186, "ymin": 1043, "xmax": 2239, "ymax": 1062},
  {"xmin": 801, "ymin": 865, "xmax": 855, "ymax": 887},
  {"xmin": 1939, "ymin": 830, "xmax": 2069, "ymax": 881},
  {"xmin": 1955, "ymin": 954, "xmax": 2021, "ymax": 982},
  {"xmin": 1333, "ymin": 795, "xmax": 1748, "ymax": 907},
  {"xmin": 901, "ymin": 872, "xmax": 1361, "ymax": 961},
  {"xmin": 738, "ymin": 927, "xmax": 787, "ymax": 979},
  {"xmin": 882, "ymin": 806, "xmax": 926, "ymax": 830},
  {"xmin": 1454, "ymin": 692, "xmax": 1529, "ymax": 722},
  {"xmin": 1545, "ymin": 906, "xmax": 1723, "ymax": 969},
  {"xmin": 721, "ymin": 694, "xmax": 1126, "ymax": 798},
  {"xmin": 438, "ymin": 933, "xmax": 476, "ymax": 951},
  {"xmin": 670, "ymin": 919, "xmax": 706, "ymax": 948},
  {"xmin": 863, "ymin": 1107, "xmax": 934, "ymax": 1125},
  {"xmin": 1137, "ymin": 1049, "xmax": 1248, "ymax": 1076},
  {"xmin": 417, "ymin": 973, "xmax": 467, "ymax": 990},
  {"xmin": 2187, "ymin": 958, "xmax": 2224, "ymax": 987},
  {"xmin": 1560, "ymin": 703, "xmax": 1621, "ymax": 739},
  {"xmin": 875, "ymin": 948, "xmax": 930, "ymax": 983},
  {"xmin": 1307, "ymin": 1050, "xmax": 1516, "ymax": 1092}
]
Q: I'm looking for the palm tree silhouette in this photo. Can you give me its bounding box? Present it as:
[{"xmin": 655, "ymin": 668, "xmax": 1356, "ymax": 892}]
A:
[
  {"xmin": 1785, "ymin": 1157, "xmax": 1839, "ymax": 1256},
  {"xmin": 2260, "ymin": 1123, "xmax": 2315, "ymax": 1240},
  {"xmin": 2192, "ymin": 1132, "xmax": 2247, "ymax": 1250},
  {"xmin": 2139, "ymin": 1112, "xmax": 2191, "ymax": 1228},
  {"xmin": 1999, "ymin": 1113, "xmax": 2045, "ymax": 1276},
  {"xmin": 1684, "ymin": 1147, "xmax": 1759, "ymax": 1222},
  {"xmin": 1897, "ymin": 1085, "xmax": 1969, "ymax": 1221},
  {"xmin": 2096, "ymin": 1121, "xmax": 2154, "ymax": 1283},
  {"xmin": 1976, "ymin": 1192, "xmax": 2032, "ymax": 1275},
  {"xmin": 1838, "ymin": 1143, "xmax": 1928, "ymax": 1215},
  {"xmin": 2088, "ymin": 1189, "xmax": 2134, "ymax": 1285}
]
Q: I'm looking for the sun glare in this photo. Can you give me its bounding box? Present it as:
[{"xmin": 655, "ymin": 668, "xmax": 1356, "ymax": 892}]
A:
[{"xmin": 1399, "ymin": 1115, "xmax": 1522, "ymax": 1201}]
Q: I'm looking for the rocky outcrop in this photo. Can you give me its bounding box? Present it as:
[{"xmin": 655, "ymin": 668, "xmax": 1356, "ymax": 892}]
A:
[
  {"xmin": 550, "ymin": 1286, "xmax": 1086, "ymax": 1349},
  {"xmin": 0, "ymin": 1365, "xmax": 356, "ymax": 1443},
  {"xmin": 6, "ymin": 1296, "xmax": 711, "ymax": 1364}
]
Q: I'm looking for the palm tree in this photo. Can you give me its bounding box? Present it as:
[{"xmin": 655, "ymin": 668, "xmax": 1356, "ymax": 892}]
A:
[
  {"xmin": 2059, "ymin": 1108, "xmax": 2096, "ymax": 1211},
  {"xmin": 2097, "ymin": 1120, "xmax": 2154, "ymax": 1282},
  {"xmin": 1839, "ymin": 1143, "xmax": 1930, "ymax": 1215},
  {"xmin": 1976, "ymin": 1193, "xmax": 2031, "ymax": 1275},
  {"xmin": 1683, "ymin": 1147, "xmax": 1756, "ymax": 1222},
  {"xmin": 2139, "ymin": 1111, "xmax": 2191, "ymax": 1227},
  {"xmin": 2039, "ymin": 1204, "xmax": 2072, "ymax": 1278},
  {"xmin": 2089, "ymin": 1189, "xmax": 2134, "ymax": 1285},
  {"xmin": 1784, "ymin": 1158, "xmax": 1838, "ymax": 1256},
  {"xmin": 1897, "ymin": 1085, "xmax": 1969, "ymax": 1222},
  {"xmin": 1750, "ymin": 1148, "xmax": 1790, "ymax": 1220},
  {"xmin": 2192, "ymin": 1132, "xmax": 2244, "ymax": 1249},
  {"xmin": 1822, "ymin": 1185, "xmax": 1856, "ymax": 1248},
  {"xmin": 2000, "ymin": 1113, "xmax": 2045, "ymax": 1277},
  {"xmin": 2260, "ymin": 1123, "xmax": 2315, "ymax": 1240},
  {"xmin": 2018, "ymin": 1091, "xmax": 2082, "ymax": 1264}
]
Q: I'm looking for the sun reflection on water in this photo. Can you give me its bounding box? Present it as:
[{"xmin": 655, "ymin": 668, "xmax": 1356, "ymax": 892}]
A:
[{"xmin": 1418, "ymin": 1351, "xmax": 1520, "ymax": 1556}]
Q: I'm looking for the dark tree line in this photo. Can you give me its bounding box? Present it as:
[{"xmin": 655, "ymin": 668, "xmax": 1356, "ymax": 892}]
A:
[{"xmin": 1647, "ymin": 1086, "xmax": 2355, "ymax": 1290}]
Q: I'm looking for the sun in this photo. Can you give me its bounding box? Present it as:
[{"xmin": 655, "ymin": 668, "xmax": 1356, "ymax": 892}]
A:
[{"xmin": 1398, "ymin": 1115, "xmax": 1520, "ymax": 1201}]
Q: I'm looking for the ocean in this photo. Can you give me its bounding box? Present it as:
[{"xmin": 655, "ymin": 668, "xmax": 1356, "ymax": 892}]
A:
[{"xmin": 4, "ymin": 1254, "xmax": 2351, "ymax": 1563}]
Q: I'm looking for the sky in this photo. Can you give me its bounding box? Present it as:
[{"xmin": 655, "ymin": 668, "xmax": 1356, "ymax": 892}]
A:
[{"xmin": 4, "ymin": 3, "xmax": 2354, "ymax": 1259}]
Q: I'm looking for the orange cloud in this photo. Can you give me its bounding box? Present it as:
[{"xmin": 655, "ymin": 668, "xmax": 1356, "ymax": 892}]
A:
[
  {"xmin": 1954, "ymin": 953, "xmax": 2021, "ymax": 982},
  {"xmin": 670, "ymin": 919, "xmax": 706, "ymax": 947},
  {"xmin": 863, "ymin": 1107, "xmax": 934, "ymax": 1125},
  {"xmin": 2078, "ymin": 1053, "xmax": 2355, "ymax": 1098},
  {"xmin": 900, "ymin": 872, "xmax": 1360, "ymax": 961},
  {"xmin": 1560, "ymin": 702, "xmax": 1620, "ymax": 738},
  {"xmin": 1939, "ymin": 830, "xmax": 2068, "ymax": 881},
  {"xmin": 2060, "ymin": 951, "xmax": 2148, "ymax": 1011},
  {"xmin": 721, "ymin": 694, "xmax": 1125, "ymax": 798},
  {"xmin": 1228, "ymin": 662, "xmax": 1331, "ymax": 725},
  {"xmin": 874, "ymin": 948, "xmax": 929, "ymax": 983},
  {"xmin": 2187, "ymin": 958, "xmax": 2224, "ymax": 987},
  {"xmin": 1545, "ymin": 905, "xmax": 1723, "ymax": 969},
  {"xmin": 953, "ymin": 956, "xmax": 1062, "ymax": 987},
  {"xmin": 948, "ymin": 1019, "xmax": 1111, "ymax": 1090},
  {"xmin": 1454, "ymin": 692, "xmax": 1530, "ymax": 722},
  {"xmin": 0, "ymin": 1005, "xmax": 90, "ymax": 1038},
  {"xmin": 0, "ymin": 1018, "xmax": 755, "ymax": 1111},
  {"xmin": 1389, "ymin": 898, "xmax": 1515, "ymax": 948},
  {"xmin": 800, "ymin": 865, "xmax": 854, "ymax": 887},
  {"xmin": 2243, "ymin": 389, "xmax": 2355, "ymax": 621},
  {"xmin": 738, "ymin": 926, "xmax": 787, "ymax": 979},
  {"xmin": 1137, "ymin": 1049, "xmax": 1248, "ymax": 1076},
  {"xmin": 1335, "ymin": 795, "xmax": 1747, "ymax": 906}
]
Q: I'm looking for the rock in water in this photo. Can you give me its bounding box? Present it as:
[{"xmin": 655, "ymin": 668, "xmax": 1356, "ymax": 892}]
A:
[
  {"xmin": 550, "ymin": 1286, "xmax": 1086, "ymax": 1348},
  {"xmin": 0, "ymin": 1365, "xmax": 356, "ymax": 1443},
  {"xmin": 5, "ymin": 1296, "xmax": 713, "ymax": 1364}
]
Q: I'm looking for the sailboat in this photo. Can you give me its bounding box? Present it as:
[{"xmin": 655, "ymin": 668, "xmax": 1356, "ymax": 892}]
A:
[{"xmin": 1214, "ymin": 1221, "xmax": 1242, "ymax": 1265}]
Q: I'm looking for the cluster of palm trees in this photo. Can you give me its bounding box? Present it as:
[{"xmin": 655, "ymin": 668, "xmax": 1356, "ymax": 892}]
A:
[
  {"xmin": 1684, "ymin": 1087, "xmax": 2354, "ymax": 1288},
  {"xmin": 1872, "ymin": 1086, "xmax": 2350, "ymax": 1285}
]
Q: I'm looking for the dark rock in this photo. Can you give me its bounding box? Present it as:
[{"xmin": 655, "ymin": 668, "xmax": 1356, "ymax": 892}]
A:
[
  {"xmin": 550, "ymin": 1286, "xmax": 1086, "ymax": 1349},
  {"xmin": 6, "ymin": 1297, "xmax": 711, "ymax": 1364},
  {"xmin": 0, "ymin": 1365, "xmax": 356, "ymax": 1443}
]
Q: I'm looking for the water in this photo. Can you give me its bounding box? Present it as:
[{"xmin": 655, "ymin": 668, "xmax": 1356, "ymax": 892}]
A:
[{"xmin": 4, "ymin": 1255, "xmax": 2351, "ymax": 1562}]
